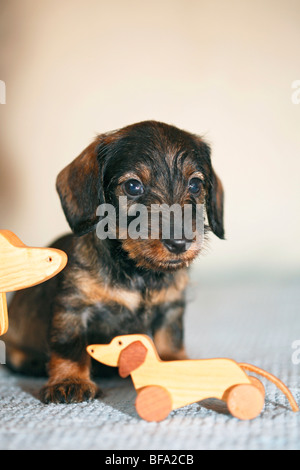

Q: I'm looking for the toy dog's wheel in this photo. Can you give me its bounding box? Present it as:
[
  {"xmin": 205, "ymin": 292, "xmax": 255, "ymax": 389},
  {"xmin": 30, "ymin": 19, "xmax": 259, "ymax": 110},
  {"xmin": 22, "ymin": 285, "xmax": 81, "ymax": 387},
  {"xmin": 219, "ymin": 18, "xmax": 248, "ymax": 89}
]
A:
[
  {"xmin": 226, "ymin": 384, "xmax": 265, "ymax": 420},
  {"xmin": 135, "ymin": 386, "xmax": 172, "ymax": 422},
  {"xmin": 249, "ymin": 376, "xmax": 265, "ymax": 399}
]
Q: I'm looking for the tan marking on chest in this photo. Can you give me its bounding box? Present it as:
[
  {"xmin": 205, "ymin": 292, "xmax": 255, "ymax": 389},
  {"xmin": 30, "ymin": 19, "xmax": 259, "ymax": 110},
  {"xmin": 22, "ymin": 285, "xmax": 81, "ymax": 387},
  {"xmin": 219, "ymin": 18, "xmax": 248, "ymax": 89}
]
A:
[
  {"xmin": 148, "ymin": 270, "xmax": 189, "ymax": 306},
  {"xmin": 78, "ymin": 275, "xmax": 142, "ymax": 311}
]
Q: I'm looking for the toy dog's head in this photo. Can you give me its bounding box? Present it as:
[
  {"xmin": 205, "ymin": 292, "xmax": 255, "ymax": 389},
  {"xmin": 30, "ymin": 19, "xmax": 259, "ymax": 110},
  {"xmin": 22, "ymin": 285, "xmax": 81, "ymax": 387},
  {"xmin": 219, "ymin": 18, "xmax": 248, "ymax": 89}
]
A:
[
  {"xmin": 56, "ymin": 121, "xmax": 224, "ymax": 271},
  {"xmin": 87, "ymin": 334, "xmax": 155, "ymax": 378},
  {"xmin": 0, "ymin": 230, "xmax": 68, "ymax": 292}
]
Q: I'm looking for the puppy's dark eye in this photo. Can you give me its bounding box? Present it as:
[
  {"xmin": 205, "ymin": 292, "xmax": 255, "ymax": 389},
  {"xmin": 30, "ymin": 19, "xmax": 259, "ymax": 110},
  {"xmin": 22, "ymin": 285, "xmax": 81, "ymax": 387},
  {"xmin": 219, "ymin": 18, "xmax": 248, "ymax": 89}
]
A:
[
  {"xmin": 188, "ymin": 177, "xmax": 203, "ymax": 196},
  {"xmin": 124, "ymin": 179, "xmax": 144, "ymax": 197}
]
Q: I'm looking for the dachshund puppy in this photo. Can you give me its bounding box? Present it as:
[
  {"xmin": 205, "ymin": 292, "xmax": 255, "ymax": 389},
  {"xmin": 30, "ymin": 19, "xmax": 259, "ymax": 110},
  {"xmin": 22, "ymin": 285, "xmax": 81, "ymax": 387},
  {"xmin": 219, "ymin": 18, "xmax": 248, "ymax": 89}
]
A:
[{"xmin": 4, "ymin": 121, "xmax": 224, "ymax": 403}]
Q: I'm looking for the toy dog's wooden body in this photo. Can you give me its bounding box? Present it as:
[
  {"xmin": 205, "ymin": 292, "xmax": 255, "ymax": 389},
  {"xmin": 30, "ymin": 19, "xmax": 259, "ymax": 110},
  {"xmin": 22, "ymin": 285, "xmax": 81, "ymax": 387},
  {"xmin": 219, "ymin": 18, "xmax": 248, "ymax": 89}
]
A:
[
  {"xmin": 87, "ymin": 334, "xmax": 298, "ymax": 422},
  {"xmin": 88, "ymin": 334, "xmax": 249, "ymax": 408},
  {"xmin": 0, "ymin": 230, "xmax": 67, "ymax": 335}
]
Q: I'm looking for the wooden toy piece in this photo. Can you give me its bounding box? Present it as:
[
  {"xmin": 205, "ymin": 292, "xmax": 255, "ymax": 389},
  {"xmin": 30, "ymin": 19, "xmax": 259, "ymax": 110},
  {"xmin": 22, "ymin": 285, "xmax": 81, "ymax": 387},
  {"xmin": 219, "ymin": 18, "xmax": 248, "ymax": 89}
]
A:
[
  {"xmin": 136, "ymin": 386, "xmax": 172, "ymax": 422},
  {"xmin": 0, "ymin": 230, "xmax": 68, "ymax": 336},
  {"xmin": 0, "ymin": 293, "xmax": 8, "ymax": 338},
  {"xmin": 239, "ymin": 362, "xmax": 299, "ymax": 413},
  {"xmin": 87, "ymin": 334, "xmax": 299, "ymax": 422},
  {"xmin": 225, "ymin": 384, "xmax": 265, "ymax": 421},
  {"xmin": 248, "ymin": 376, "xmax": 265, "ymax": 399}
]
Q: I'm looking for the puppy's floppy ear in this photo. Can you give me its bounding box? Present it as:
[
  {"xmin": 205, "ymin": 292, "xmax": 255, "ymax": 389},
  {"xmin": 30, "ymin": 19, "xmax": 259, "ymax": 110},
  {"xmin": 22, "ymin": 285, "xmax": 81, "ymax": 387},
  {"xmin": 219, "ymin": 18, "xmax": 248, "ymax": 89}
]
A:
[
  {"xmin": 206, "ymin": 168, "xmax": 225, "ymax": 239},
  {"xmin": 56, "ymin": 136, "xmax": 108, "ymax": 236},
  {"xmin": 118, "ymin": 341, "xmax": 148, "ymax": 378},
  {"xmin": 194, "ymin": 138, "xmax": 225, "ymax": 240}
]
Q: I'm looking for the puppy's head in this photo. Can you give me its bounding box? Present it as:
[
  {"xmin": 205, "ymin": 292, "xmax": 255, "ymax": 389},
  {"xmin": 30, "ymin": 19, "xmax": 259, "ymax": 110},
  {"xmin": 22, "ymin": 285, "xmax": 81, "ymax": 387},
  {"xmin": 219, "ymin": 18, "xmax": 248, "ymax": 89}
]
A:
[{"xmin": 56, "ymin": 121, "xmax": 224, "ymax": 271}]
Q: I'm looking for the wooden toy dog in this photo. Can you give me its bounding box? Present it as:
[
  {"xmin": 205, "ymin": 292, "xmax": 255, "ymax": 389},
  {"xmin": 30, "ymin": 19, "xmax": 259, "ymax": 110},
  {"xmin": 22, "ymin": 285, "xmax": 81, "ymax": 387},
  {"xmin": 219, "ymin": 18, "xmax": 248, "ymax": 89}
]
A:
[
  {"xmin": 0, "ymin": 230, "xmax": 67, "ymax": 336},
  {"xmin": 87, "ymin": 334, "xmax": 299, "ymax": 422}
]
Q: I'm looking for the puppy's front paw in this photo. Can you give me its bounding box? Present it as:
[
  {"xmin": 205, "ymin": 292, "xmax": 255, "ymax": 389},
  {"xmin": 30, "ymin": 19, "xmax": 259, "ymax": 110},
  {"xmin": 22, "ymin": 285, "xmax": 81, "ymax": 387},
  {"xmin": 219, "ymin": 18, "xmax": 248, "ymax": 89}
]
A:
[{"xmin": 39, "ymin": 378, "xmax": 101, "ymax": 404}]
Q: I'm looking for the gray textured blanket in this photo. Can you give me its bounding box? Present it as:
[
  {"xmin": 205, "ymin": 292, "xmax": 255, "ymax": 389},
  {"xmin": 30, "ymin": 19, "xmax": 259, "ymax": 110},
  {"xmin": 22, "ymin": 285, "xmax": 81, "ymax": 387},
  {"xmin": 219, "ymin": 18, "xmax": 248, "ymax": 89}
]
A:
[{"xmin": 0, "ymin": 279, "xmax": 299, "ymax": 450}]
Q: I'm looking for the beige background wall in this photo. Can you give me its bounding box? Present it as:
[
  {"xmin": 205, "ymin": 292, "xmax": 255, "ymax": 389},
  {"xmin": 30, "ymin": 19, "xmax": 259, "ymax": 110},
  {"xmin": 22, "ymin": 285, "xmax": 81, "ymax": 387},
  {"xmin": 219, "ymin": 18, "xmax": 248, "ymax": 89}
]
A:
[{"xmin": 0, "ymin": 0, "xmax": 300, "ymax": 282}]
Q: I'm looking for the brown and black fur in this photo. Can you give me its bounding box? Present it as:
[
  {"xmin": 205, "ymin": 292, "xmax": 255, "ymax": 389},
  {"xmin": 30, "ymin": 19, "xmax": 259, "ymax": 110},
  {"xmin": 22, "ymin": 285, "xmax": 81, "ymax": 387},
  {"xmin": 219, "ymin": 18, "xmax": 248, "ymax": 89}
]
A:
[{"xmin": 4, "ymin": 121, "xmax": 224, "ymax": 403}]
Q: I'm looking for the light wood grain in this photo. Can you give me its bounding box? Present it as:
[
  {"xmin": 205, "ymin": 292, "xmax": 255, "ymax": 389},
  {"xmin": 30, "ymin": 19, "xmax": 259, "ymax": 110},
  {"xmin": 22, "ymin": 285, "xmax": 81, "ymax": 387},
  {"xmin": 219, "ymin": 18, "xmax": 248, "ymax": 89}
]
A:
[
  {"xmin": 87, "ymin": 333, "xmax": 299, "ymax": 421},
  {"xmin": 0, "ymin": 230, "xmax": 68, "ymax": 336},
  {"xmin": 0, "ymin": 293, "xmax": 8, "ymax": 336},
  {"xmin": 0, "ymin": 230, "xmax": 68, "ymax": 292},
  {"xmin": 87, "ymin": 334, "xmax": 251, "ymax": 414}
]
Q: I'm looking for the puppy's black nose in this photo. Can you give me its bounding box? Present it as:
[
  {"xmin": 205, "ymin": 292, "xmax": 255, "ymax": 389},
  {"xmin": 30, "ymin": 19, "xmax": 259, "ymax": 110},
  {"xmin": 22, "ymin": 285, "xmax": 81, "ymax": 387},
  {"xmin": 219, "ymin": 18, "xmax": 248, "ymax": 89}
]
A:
[{"xmin": 163, "ymin": 239, "xmax": 187, "ymax": 254}]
